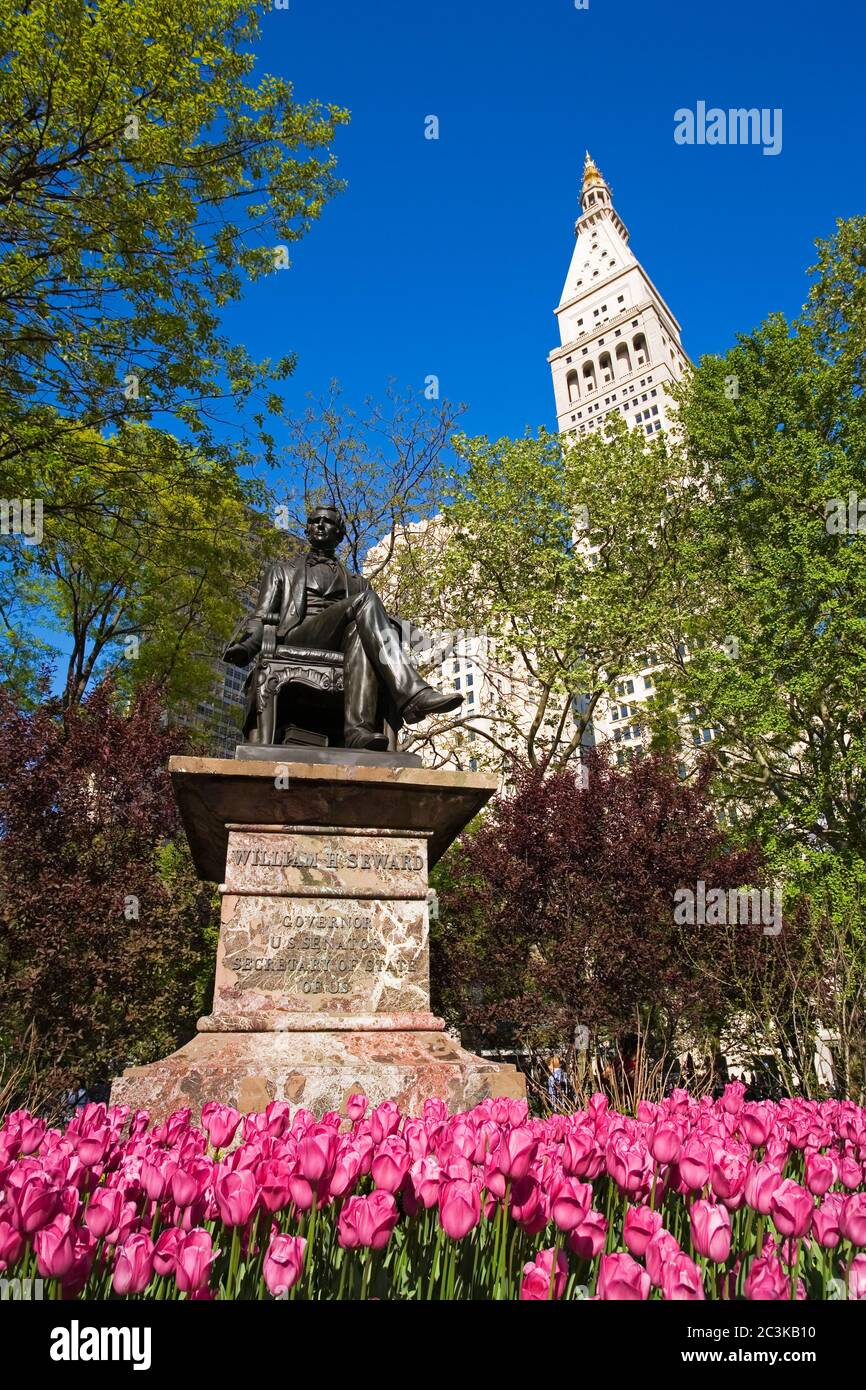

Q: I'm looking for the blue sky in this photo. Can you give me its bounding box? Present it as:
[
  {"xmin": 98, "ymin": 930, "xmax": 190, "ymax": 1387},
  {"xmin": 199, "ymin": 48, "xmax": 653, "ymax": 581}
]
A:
[{"xmin": 223, "ymin": 0, "xmax": 866, "ymax": 447}]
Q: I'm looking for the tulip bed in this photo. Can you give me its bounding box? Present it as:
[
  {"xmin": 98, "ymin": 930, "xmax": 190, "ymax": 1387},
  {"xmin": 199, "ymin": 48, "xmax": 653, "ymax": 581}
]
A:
[{"xmin": 1, "ymin": 1084, "xmax": 865, "ymax": 1300}]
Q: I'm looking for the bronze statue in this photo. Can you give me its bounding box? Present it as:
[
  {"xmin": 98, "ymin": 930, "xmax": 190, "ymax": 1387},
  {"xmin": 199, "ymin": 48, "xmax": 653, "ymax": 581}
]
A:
[{"xmin": 223, "ymin": 505, "xmax": 462, "ymax": 751}]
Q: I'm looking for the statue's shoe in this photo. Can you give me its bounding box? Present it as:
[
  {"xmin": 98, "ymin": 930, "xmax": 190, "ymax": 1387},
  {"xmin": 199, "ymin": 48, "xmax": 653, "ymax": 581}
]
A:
[
  {"xmin": 344, "ymin": 728, "xmax": 390, "ymax": 751},
  {"xmin": 400, "ymin": 687, "xmax": 464, "ymax": 724}
]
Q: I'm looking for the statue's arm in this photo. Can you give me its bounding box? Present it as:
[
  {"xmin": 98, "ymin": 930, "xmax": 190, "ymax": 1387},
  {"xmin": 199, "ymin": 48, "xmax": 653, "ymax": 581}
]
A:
[
  {"xmin": 249, "ymin": 563, "xmax": 283, "ymax": 622},
  {"xmin": 223, "ymin": 564, "xmax": 282, "ymax": 665}
]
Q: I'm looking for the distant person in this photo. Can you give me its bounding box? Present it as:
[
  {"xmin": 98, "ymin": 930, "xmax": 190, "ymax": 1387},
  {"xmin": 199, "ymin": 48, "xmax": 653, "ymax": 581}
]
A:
[
  {"xmin": 547, "ymin": 1055, "xmax": 568, "ymax": 1108},
  {"xmin": 65, "ymin": 1080, "xmax": 87, "ymax": 1120}
]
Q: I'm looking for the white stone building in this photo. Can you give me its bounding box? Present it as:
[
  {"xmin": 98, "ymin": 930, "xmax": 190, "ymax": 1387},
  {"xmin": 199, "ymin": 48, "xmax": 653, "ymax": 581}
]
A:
[
  {"xmin": 549, "ymin": 152, "xmax": 688, "ymax": 443},
  {"xmin": 549, "ymin": 154, "xmax": 701, "ymax": 765}
]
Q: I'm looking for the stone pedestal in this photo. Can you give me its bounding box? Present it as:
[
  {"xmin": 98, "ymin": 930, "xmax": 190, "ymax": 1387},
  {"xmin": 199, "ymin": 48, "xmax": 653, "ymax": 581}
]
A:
[{"xmin": 111, "ymin": 757, "xmax": 524, "ymax": 1120}]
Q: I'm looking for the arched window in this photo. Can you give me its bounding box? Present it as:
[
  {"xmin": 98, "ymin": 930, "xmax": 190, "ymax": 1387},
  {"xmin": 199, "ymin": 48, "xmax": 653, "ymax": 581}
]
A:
[
  {"xmin": 566, "ymin": 369, "xmax": 580, "ymax": 403},
  {"xmin": 582, "ymin": 360, "xmax": 597, "ymax": 394},
  {"xmin": 599, "ymin": 351, "xmax": 613, "ymax": 385},
  {"xmin": 633, "ymin": 332, "xmax": 648, "ymax": 366},
  {"xmin": 615, "ymin": 343, "xmax": 632, "ymax": 377}
]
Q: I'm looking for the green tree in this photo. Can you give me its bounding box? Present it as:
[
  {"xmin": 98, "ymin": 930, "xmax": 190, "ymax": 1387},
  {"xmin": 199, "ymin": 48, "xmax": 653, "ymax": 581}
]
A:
[
  {"xmin": 388, "ymin": 421, "xmax": 690, "ymax": 771},
  {"xmin": 665, "ymin": 217, "xmax": 866, "ymax": 863},
  {"xmin": 2, "ymin": 423, "xmax": 282, "ymax": 709},
  {"xmin": 0, "ymin": 0, "xmax": 348, "ymax": 484},
  {"xmin": 651, "ymin": 217, "xmax": 866, "ymax": 1093}
]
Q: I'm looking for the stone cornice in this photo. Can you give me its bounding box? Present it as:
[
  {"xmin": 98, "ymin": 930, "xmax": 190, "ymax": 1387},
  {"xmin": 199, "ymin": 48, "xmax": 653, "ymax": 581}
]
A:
[{"xmin": 547, "ymin": 299, "xmax": 653, "ymax": 362}]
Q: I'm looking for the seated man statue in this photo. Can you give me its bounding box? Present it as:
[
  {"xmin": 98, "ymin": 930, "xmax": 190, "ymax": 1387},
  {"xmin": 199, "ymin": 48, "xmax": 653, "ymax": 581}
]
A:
[{"xmin": 223, "ymin": 504, "xmax": 462, "ymax": 751}]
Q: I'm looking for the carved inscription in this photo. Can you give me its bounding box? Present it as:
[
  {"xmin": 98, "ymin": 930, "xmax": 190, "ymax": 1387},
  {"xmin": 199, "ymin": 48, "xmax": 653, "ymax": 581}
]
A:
[
  {"xmin": 216, "ymin": 895, "xmax": 429, "ymax": 1013},
  {"xmin": 223, "ymin": 831, "xmax": 428, "ymax": 899}
]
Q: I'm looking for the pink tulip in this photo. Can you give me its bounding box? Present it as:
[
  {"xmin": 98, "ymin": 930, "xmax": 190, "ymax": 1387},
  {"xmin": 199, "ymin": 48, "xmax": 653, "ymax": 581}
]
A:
[
  {"xmin": 813, "ymin": 1194, "xmax": 844, "ymax": 1248},
  {"xmin": 721, "ymin": 1080, "xmax": 746, "ymax": 1114},
  {"xmin": 201, "ymin": 1102, "xmax": 242, "ymax": 1151},
  {"xmin": 769, "ymin": 1179, "xmax": 813, "ymax": 1239},
  {"xmin": 597, "ymin": 1251, "xmax": 651, "ymax": 1300},
  {"xmin": 215, "ymin": 1168, "xmax": 258, "ymax": 1227},
  {"xmin": 520, "ymin": 1247, "xmax": 568, "ymax": 1301},
  {"xmin": 175, "ymin": 1229, "xmax": 219, "ymax": 1293},
  {"xmin": 744, "ymin": 1253, "xmax": 789, "ymax": 1301},
  {"xmin": 338, "ymin": 1191, "xmax": 399, "ymax": 1250},
  {"xmin": 263, "ymin": 1102, "xmax": 292, "ymax": 1138},
  {"xmin": 60, "ymin": 1231, "xmax": 97, "ymax": 1299},
  {"xmin": 495, "ymin": 1127, "xmax": 538, "ymax": 1182},
  {"xmin": 568, "ymin": 1208, "xmax": 608, "ymax": 1259},
  {"xmin": 710, "ymin": 1150, "xmax": 748, "ymax": 1204},
  {"xmin": 34, "ymin": 1214, "xmax": 77, "ymax": 1278},
  {"xmin": 76, "ymin": 1132, "xmax": 109, "ymax": 1168},
  {"xmin": 85, "ymin": 1186, "xmax": 125, "ymax": 1239},
  {"xmin": 18, "ymin": 1116, "xmax": 46, "ymax": 1155},
  {"xmin": 739, "ymin": 1103, "xmax": 774, "ymax": 1147},
  {"xmin": 263, "ymin": 1233, "xmax": 306, "ymax": 1296},
  {"xmin": 170, "ymin": 1166, "xmax": 202, "ymax": 1208},
  {"xmin": 346, "ymin": 1094, "xmax": 367, "ymax": 1123},
  {"xmin": 661, "ymin": 1252, "xmax": 705, "ymax": 1301},
  {"xmin": 651, "ymin": 1122, "xmax": 682, "ymax": 1164},
  {"xmin": 744, "ymin": 1162, "xmax": 784, "ymax": 1215},
  {"xmin": 140, "ymin": 1155, "xmax": 172, "ymax": 1201},
  {"xmin": 258, "ymin": 1158, "xmax": 294, "ymax": 1213},
  {"xmin": 690, "ymin": 1201, "xmax": 732, "ymax": 1262},
  {"xmin": 296, "ymin": 1129, "xmax": 338, "ymax": 1186},
  {"xmin": 561, "ymin": 1129, "xmax": 596, "ymax": 1176},
  {"xmin": 371, "ymin": 1136, "xmax": 411, "ymax": 1193},
  {"xmin": 624, "ymin": 1204, "xmax": 663, "ymax": 1257},
  {"xmin": 0, "ymin": 1220, "xmax": 24, "ymax": 1270},
  {"xmin": 112, "ymin": 1234, "xmax": 154, "ymax": 1295},
  {"xmin": 550, "ymin": 1176, "xmax": 593, "ymax": 1233},
  {"xmin": 645, "ymin": 1228, "xmax": 680, "ymax": 1286},
  {"xmin": 847, "ymin": 1254, "xmax": 866, "ymax": 1301},
  {"xmin": 410, "ymin": 1155, "xmax": 441, "ymax": 1208},
  {"xmin": 8, "ymin": 1173, "xmax": 59, "ymax": 1233},
  {"xmin": 840, "ymin": 1193, "xmax": 866, "ymax": 1246},
  {"xmin": 804, "ymin": 1152, "xmax": 837, "ymax": 1196},
  {"xmin": 606, "ymin": 1136, "xmax": 652, "ymax": 1195},
  {"xmin": 329, "ymin": 1146, "xmax": 363, "ymax": 1200},
  {"xmin": 678, "ymin": 1137, "xmax": 710, "ymax": 1191},
  {"xmin": 153, "ymin": 1227, "xmax": 182, "ymax": 1276},
  {"xmin": 439, "ymin": 1179, "xmax": 482, "ymax": 1239},
  {"xmin": 839, "ymin": 1154, "xmax": 862, "ymax": 1189},
  {"xmin": 369, "ymin": 1101, "xmax": 401, "ymax": 1145}
]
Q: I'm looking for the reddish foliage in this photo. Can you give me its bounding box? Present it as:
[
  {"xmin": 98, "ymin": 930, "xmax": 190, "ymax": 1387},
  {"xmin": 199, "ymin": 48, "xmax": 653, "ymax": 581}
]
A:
[
  {"xmin": 433, "ymin": 752, "xmax": 767, "ymax": 1050},
  {"xmin": 0, "ymin": 681, "xmax": 218, "ymax": 1097}
]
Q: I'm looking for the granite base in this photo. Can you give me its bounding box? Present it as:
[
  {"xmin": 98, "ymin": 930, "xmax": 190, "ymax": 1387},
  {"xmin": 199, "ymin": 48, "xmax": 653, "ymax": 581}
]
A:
[{"xmin": 111, "ymin": 1029, "xmax": 525, "ymax": 1123}]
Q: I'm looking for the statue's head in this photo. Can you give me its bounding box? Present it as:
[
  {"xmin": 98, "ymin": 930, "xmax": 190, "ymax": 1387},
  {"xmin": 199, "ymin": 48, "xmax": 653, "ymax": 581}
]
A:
[{"xmin": 305, "ymin": 504, "xmax": 345, "ymax": 552}]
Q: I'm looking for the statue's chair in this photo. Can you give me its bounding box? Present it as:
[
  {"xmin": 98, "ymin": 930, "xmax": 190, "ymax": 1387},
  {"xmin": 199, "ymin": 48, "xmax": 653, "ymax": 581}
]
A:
[{"xmin": 245, "ymin": 613, "xmax": 401, "ymax": 750}]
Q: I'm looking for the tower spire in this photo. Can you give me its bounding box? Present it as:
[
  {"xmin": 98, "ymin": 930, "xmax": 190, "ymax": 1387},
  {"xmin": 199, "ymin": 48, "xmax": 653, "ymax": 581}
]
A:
[{"xmin": 580, "ymin": 150, "xmax": 610, "ymax": 212}]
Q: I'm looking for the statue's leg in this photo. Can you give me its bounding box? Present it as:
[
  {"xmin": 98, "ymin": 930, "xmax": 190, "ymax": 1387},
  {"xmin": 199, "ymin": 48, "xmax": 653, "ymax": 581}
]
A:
[
  {"xmin": 347, "ymin": 590, "xmax": 427, "ymax": 708},
  {"xmin": 342, "ymin": 622, "xmax": 384, "ymax": 743}
]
